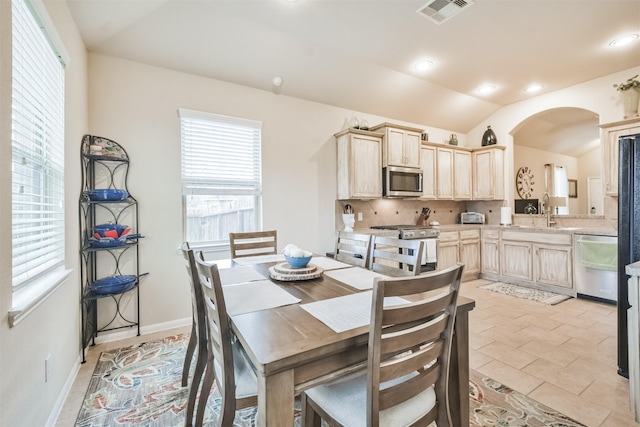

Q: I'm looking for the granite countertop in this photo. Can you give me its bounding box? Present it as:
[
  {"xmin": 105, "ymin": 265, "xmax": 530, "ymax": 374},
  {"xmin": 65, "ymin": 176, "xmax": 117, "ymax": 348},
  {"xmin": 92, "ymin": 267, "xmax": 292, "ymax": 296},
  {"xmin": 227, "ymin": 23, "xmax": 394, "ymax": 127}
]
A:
[{"xmin": 350, "ymin": 224, "xmax": 616, "ymax": 237}]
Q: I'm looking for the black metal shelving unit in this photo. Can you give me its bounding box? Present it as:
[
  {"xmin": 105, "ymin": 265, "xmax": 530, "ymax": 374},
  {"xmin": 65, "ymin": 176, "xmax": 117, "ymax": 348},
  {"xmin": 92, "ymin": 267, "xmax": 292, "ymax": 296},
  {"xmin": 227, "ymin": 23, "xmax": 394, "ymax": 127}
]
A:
[{"xmin": 79, "ymin": 135, "xmax": 146, "ymax": 363}]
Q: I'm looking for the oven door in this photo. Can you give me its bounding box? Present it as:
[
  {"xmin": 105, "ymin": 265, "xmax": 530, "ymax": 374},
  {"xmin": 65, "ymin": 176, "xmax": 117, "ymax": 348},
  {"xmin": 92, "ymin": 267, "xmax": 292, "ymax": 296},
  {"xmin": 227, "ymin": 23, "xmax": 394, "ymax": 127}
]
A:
[{"xmin": 404, "ymin": 238, "xmax": 438, "ymax": 273}]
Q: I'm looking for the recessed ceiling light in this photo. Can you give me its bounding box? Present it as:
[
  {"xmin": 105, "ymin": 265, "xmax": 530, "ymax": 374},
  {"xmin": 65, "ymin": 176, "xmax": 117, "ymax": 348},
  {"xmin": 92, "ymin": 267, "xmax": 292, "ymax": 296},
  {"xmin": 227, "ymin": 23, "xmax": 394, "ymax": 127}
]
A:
[
  {"xmin": 609, "ymin": 34, "xmax": 639, "ymax": 47},
  {"xmin": 414, "ymin": 60, "xmax": 433, "ymax": 71},
  {"xmin": 526, "ymin": 84, "xmax": 543, "ymax": 93},
  {"xmin": 477, "ymin": 85, "xmax": 496, "ymax": 95}
]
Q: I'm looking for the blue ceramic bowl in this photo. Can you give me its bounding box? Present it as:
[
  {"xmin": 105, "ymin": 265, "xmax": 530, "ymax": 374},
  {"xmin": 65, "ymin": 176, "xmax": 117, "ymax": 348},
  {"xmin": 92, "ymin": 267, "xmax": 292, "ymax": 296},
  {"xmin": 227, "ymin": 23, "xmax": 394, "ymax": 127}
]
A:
[
  {"xmin": 285, "ymin": 254, "xmax": 312, "ymax": 268},
  {"xmin": 89, "ymin": 236, "xmax": 128, "ymax": 248},
  {"xmin": 88, "ymin": 275, "xmax": 136, "ymax": 295},
  {"xmin": 93, "ymin": 223, "xmax": 130, "ymax": 238},
  {"xmin": 86, "ymin": 189, "xmax": 129, "ymax": 201}
]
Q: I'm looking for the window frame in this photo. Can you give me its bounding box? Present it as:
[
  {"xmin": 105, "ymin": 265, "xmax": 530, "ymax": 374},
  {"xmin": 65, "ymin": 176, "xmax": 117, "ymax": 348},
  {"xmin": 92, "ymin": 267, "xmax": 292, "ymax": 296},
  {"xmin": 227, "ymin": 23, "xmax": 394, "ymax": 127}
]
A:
[
  {"xmin": 9, "ymin": 0, "xmax": 72, "ymax": 327},
  {"xmin": 179, "ymin": 108, "xmax": 264, "ymax": 252}
]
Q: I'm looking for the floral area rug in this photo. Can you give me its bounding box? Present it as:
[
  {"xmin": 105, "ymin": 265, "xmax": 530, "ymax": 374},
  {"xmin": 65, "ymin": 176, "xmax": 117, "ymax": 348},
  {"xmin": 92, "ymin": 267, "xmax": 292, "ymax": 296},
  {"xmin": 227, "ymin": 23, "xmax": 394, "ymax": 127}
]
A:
[
  {"xmin": 76, "ymin": 334, "xmax": 583, "ymax": 426},
  {"xmin": 479, "ymin": 282, "xmax": 571, "ymax": 305}
]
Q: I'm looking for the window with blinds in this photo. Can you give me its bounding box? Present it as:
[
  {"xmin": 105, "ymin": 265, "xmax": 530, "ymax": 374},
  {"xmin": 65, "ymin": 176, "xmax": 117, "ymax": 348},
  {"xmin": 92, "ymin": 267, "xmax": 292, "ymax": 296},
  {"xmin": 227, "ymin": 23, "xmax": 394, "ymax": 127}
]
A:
[
  {"xmin": 179, "ymin": 108, "xmax": 263, "ymax": 247},
  {"xmin": 11, "ymin": 0, "xmax": 66, "ymax": 288}
]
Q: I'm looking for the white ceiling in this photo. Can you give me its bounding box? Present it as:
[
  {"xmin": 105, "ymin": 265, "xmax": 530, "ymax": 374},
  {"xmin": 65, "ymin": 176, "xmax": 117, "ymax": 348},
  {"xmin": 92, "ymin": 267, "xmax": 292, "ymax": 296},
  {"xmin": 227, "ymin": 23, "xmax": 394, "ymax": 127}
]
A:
[{"xmin": 66, "ymin": 0, "xmax": 640, "ymax": 134}]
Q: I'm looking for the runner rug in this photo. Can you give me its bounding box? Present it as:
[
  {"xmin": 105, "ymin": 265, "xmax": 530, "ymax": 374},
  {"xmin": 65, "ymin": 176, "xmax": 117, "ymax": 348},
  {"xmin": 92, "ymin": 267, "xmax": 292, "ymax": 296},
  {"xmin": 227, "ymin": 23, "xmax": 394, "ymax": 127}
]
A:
[
  {"xmin": 75, "ymin": 334, "xmax": 585, "ymax": 426},
  {"xmin": 479, "ymin": 282, "xmax": 572, "ymax": 305}
]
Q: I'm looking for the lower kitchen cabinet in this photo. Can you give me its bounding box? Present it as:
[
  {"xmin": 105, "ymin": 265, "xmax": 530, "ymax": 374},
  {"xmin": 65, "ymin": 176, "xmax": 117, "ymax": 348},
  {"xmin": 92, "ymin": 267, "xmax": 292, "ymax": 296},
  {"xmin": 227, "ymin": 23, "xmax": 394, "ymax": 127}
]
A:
[
  {"xmin": 459, "ymin": 229, "xmax": 480, "ymax": 275},
  {"xmin": 500, "ymin": 240, "xmax": 533, "ymax": 281},
  {"xmin": 437, "ymin": 231, "xmax": 459, "ymax": 271},
  {"xmin": 481, "ymin": 229, "xmax": 500, "ymax": 275},
  {"xmin": 534, "ymin": 243, "xmax": 572, "ymax": 288}
]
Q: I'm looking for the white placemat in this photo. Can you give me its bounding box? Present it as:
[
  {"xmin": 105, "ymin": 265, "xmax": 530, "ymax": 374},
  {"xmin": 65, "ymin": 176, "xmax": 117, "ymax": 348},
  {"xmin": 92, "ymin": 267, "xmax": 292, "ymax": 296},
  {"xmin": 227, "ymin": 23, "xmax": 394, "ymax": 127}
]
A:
[
  {"xmin": 219, "ymin": 266, "xmax": 266, "ymax": 286},
  {"xmin": 223, "ymin": 279, "xmax": 300, "ymax": 316},
  {"xmin": 324, "ymin": 267, "xmax": 389, "ymax": 290},
  {"xmin": 310, "ymin": 256, "xmax": 352, "ymax": 271},
  {"xmin": 301, "ymin": 291, "xmax": 408, "ymax": 333},
  {"xmin": 232, "ymin": 253, "xmax": 286, "ymax": 265}
]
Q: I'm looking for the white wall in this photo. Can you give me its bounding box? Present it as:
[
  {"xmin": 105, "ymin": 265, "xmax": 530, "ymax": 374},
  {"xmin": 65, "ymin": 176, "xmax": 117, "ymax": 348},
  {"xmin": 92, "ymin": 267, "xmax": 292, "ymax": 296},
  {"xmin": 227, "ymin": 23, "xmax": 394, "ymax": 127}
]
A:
[
  {"xmin": 0, "ymin": 1, "xmax": 87, "ymax": 426},
  {"xmin": 578, "ymin": 147, "xmax": 602, "ymax": 214}
]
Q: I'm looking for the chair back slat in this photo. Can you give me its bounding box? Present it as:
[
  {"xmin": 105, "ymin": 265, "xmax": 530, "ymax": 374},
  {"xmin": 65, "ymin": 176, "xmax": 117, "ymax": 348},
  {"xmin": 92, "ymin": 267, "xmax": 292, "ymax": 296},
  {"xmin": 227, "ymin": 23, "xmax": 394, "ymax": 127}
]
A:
[
  {"xmin": 334, "ymin": 231, "xmax": 372, "ymax": 268},
  {"xmin": 367, "ymin": 263, "xmax": 464, "ymax": 427},
  {"xmin": 229, "ymin": 230, "xmax": 277, "ymax": 258},
  {"xmin": 181, "ymin": 243, "xmax": 208, "ymax": 344},
  {"xmin": 369, "ymin": 235, "xmax": 423, "ymax": 277}
]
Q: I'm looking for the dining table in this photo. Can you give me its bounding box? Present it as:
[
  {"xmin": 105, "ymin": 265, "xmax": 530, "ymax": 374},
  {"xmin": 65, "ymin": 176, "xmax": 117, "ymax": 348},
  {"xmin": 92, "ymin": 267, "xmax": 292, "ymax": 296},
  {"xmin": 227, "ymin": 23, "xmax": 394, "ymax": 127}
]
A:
[{"xmin": 218, "ymin": 254, "xmax": 476, "ymax": 427}]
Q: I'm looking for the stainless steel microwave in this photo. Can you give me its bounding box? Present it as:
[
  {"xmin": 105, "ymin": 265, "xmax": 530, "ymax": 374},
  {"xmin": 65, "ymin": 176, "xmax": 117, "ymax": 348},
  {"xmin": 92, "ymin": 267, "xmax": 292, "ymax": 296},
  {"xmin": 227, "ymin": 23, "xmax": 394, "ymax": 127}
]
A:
[{"xmin": 382, "ymin": 166, "xmax": 423, "ymax": 197}]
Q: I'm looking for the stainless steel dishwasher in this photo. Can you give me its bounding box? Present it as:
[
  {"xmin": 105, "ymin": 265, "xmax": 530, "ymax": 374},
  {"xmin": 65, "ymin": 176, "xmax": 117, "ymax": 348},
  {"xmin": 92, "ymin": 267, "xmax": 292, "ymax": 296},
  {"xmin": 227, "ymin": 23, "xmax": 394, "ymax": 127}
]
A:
[{"xmin": 573, "ymin": 234, "xmax": 618, "ymax": 303}]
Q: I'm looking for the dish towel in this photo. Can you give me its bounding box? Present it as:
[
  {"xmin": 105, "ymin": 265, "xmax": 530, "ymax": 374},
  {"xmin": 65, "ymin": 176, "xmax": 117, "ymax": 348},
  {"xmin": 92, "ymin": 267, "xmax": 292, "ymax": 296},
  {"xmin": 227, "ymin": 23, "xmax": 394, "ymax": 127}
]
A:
[
  {"xmin": 580, "ymin": 240, "xmax": 617, "ymax": 271},
  {"xmin": 421, "ymin": 239, "xmax": 437, "ymax": 264}
]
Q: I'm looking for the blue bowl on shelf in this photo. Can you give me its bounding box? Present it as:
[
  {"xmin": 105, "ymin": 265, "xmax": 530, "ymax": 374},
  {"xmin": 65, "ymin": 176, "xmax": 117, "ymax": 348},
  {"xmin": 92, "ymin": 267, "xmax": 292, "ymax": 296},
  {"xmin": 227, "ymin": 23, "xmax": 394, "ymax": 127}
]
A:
[
  {"xmin": 89, "ymin": 236, "xmax": 128, "ymax": 248},
  {"xmin": 88, "ymin": 275, "xmax": 137, "ymax": 295},
  {"xmin": 93, "ymin": 223, "xmax": 130, "ymax": 238},
  {"xmin": 285, "ymin": 254, "xmax": 312, "ymax": 268},
  {"xmin": 86, "ymin": 189, "xmax": 129, "ymax": 201}
]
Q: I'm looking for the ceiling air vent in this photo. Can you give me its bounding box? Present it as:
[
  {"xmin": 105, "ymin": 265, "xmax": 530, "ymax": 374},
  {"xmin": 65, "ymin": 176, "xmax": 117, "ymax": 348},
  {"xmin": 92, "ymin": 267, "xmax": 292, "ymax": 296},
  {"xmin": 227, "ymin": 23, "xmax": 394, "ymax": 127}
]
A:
[{"xmin": 417, "ymin": 0, "xmax": 475, "ymax": 25}]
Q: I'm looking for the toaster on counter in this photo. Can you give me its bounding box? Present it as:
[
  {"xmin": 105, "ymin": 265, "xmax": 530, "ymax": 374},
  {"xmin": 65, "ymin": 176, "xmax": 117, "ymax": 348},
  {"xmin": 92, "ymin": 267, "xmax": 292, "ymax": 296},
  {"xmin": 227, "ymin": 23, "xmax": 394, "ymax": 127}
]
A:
[{"xmin": 460, "ymin": 212, "xmax": 485, "ymax": 224}]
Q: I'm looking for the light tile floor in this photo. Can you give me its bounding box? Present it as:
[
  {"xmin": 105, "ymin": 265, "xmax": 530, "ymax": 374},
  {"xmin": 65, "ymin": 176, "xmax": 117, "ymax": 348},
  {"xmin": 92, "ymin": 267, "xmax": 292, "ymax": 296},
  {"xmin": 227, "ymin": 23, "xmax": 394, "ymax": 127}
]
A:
[{"xmin": 56, "ymin": 279, "xmax": 639, "ymax": 427}]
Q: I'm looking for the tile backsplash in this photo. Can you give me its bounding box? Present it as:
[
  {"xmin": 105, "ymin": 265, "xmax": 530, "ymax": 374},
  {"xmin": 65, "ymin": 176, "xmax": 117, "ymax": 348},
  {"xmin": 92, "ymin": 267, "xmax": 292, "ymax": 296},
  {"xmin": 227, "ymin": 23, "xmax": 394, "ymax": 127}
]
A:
[{"xmin": 334, "ymin": 199, "xmax": 503, "ymax": 230}]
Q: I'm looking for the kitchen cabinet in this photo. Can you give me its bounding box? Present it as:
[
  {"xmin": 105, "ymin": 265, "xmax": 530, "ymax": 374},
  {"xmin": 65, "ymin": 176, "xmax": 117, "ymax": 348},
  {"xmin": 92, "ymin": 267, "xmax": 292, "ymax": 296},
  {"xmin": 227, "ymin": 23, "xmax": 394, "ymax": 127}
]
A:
[
  {"xmin": 420, "ymin": 146, "xmax": 437, "ymax": 199},
  {"xmin": 454, "ymin": 150, "xmax": 472, "ymax": 200},
  {"xmin": 370, "ymin": 123, "xmax": 422, "ymax": 169},
  {"xmin": 494, "ymin": 230, "xmax": 573, "ymax": 293},
  {"xmin": 473, "ymin": 146, "xmax": 505, "ymax": 200},
  {"xmin": 436, "ymin": 231, "xmax": 459, "ymax": 271},
  {"xmin": 500, "ymin": 240, "xmax": 533, "ymax": 281},
  {"xmin": 335, "ymin": 129, "xmax": 383, "ymax": 200},
  {"xmin": 459, "ymin": 228, "xmax": 480, "ymax": 275},
  {"xmin": 600, "ymin": 118, "xmax": 640, "ymax": 196},
  {"xmin": 481, "ymin": 229, "xmax": 500, "ymax": 275},
  {"xmin": 436, "ymin": 147, "xmax": 454, "ymax": 199},
  {"xmin": 534, "ymin": 243, "xmax": 572, "ymax": 289}
]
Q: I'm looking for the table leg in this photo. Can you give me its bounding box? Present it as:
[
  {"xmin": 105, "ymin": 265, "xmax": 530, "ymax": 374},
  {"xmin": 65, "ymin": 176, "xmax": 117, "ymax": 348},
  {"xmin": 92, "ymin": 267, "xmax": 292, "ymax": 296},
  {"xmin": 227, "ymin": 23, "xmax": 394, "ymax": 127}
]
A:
[
  {"xmin": 449, "ymin": 309, "xmax": 470, "ymax": 427},
  {"xmin": 257, "ymin": 369, "xmax": 295, "ymax": 427}
]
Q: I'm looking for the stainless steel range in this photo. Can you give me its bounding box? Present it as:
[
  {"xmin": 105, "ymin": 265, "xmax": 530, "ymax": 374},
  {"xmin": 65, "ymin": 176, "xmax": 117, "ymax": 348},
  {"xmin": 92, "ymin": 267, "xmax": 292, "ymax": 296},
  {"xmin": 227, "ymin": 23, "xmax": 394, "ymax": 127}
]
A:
[{"xmin": 370, "ymin": 225, "xmax": 439, "ymax": 272}]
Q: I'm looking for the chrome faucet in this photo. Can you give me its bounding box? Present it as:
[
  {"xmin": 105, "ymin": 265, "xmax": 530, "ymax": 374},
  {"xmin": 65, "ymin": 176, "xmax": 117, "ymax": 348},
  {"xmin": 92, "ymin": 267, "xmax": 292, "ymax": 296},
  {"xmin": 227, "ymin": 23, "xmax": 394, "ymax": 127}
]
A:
[{"xmin": 542, "ymin": 192, "xmax": 555, "ymax": 227}]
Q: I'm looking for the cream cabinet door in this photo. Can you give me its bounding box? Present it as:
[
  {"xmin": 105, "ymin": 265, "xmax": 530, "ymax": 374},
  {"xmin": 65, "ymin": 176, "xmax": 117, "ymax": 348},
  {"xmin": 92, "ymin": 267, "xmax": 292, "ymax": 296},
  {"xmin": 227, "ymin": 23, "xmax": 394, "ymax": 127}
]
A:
[
  {"xmin": 420, "ymin": 146, "xmax": 437, "ymax": 199},
  {"xmin": 601, "ymin": 119, "xmax": 640, "ymax": 196},
  {"xmin": 534, "ymin": 244, "xmax": 573, "ymax": 288},
  {"xmin": 473, "ymin": 148, "xmax": 505, "ymax": 200},
  {"xmin": 437, "ymin": 241, "xmax": 459, "ymax": 271},
  {"xmin": 436, "ymin": 147, "xmax": 453, "ymax": 199},
  {"xmin": 336, "ymin": 131, "xmax": 382, "ymax": 200},
  {"xmin": 460, "ymin": 238, "xmax": 480, "ymax": 275},
  {"xmin": 404, "ymin": 131, "xmax": 422, "ymax": 168},
  {"xmin": 500, "ymin": 241, "xmax": 532, "ymax": 281},
  {"xmin": 386, "ymin": 128, "xmax": 406, "ymax": 166},
  {"xmin": 454, "ymin": 150, "xmax": 472, "ymax": 200},
  {"xmin": 481, "ymin": 238, "xmax": 500, "ymax": 274}
]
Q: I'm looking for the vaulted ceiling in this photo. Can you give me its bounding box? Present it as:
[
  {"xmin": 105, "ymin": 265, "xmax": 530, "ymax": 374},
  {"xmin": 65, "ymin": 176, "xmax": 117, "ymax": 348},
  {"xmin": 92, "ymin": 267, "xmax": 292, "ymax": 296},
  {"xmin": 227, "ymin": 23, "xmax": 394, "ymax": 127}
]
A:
[{"xmin": 67, "ymin": 0, "xmax": 639, "ymax": 135}]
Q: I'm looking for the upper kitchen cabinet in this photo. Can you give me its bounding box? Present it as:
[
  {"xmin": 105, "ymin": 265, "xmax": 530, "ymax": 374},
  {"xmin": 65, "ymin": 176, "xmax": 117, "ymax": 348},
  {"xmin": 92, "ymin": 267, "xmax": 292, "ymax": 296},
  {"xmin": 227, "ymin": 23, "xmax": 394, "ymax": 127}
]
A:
[
  {"xmin": 454, "ymin": 149, "xmax": 472, "ymax": 200},
  {"xmin": 472, "ymin": 146, "xmax": 505, "ymax": 200},
  {"xmin": 420, "ymin": 145, "xmax": 437, "ymax": 199},
  {"xmin": 600, "ymin": 117, "xmax": 640, "ymax": 196},
  {"xmin": 435, "ymin": 145, "xmax": 472, "ymax": 200},
  {"xmin": 370, "ymin": 123, "xmax": 422, "ymax": 169},
  {"xmin": 436, "ymin": 146, "xmax": 454, "ymax": 199},
  {"xmin": 335, "ymin": 128, "xmax": 383, "ymax": 200}
]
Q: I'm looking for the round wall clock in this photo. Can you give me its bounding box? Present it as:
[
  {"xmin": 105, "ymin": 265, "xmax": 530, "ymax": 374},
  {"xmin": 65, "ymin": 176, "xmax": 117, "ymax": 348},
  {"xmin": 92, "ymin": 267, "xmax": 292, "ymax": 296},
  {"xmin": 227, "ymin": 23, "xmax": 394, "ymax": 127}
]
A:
[{"xmin": 516, "ymin": 166, "xmax": 534, "ymax": 199}]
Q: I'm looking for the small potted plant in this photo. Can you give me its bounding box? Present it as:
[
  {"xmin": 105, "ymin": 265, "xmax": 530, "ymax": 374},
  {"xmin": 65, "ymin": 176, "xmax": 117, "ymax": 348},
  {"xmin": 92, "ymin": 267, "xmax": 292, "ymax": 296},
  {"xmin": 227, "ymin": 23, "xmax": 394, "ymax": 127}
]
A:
[{"xmin": 613, "ymin": 74, "xmax": 640, "ymax": 119}]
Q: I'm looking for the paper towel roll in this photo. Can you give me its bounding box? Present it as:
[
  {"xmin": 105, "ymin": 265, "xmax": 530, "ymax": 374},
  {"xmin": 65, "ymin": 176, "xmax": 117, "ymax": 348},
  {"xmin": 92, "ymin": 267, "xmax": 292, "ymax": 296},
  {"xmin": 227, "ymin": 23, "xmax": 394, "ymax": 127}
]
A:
[{"xmin": 500, "ymin": 207, "xmax": 512, "ymax": 225}]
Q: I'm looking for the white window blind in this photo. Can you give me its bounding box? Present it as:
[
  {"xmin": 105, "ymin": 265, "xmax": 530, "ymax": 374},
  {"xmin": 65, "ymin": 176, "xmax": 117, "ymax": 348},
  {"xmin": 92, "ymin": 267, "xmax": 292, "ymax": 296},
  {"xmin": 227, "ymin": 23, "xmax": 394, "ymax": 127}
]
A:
[
  {"xmin": 12, "ymin": 0, "xmax": 66, "ymax": 287},
  {"xmin": 179, "ymin": 108, "xmax": 263, "ymax": 246}
]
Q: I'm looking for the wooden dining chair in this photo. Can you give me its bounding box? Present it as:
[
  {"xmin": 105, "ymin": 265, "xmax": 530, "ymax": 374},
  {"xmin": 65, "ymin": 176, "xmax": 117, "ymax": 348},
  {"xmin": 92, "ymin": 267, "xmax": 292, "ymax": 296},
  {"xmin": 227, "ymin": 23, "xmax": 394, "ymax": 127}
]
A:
[
  {"xmin": 334, "ymin": 231, "xmax": 372, "ymax": 268},
  {"xmin": 180, "ymin": 242, "xmax": 208, "ymax": 426},
  {"xmin": 229, "ymin": 230, "xmax": 278, "ymax": 258},
  {"xmin": 301, "ymin": 263, "xmax": 465, "ymax": 427},
  {"xmin": 368, "ymin": 235, "xmax": 423, "ymax": 277},
  {"xmin": 193, "ymin": 251, "xmax": 258, "ymax": 427}
]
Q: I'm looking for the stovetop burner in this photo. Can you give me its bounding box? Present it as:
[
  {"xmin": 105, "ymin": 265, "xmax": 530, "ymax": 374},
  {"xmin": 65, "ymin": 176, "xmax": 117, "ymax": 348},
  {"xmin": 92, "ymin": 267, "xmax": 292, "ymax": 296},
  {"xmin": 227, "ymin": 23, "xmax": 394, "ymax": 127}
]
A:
[{"xmin": 370, "ymin": 224, "xmax": 439, "ymax": 239}]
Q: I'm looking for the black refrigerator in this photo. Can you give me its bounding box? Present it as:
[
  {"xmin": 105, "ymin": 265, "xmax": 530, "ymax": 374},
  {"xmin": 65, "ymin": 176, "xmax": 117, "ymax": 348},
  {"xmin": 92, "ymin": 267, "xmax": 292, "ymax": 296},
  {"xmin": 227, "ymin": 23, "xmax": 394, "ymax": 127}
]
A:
[{"xmin": 618, "ymin": 133, "xmax": 640, "ymax": 378}]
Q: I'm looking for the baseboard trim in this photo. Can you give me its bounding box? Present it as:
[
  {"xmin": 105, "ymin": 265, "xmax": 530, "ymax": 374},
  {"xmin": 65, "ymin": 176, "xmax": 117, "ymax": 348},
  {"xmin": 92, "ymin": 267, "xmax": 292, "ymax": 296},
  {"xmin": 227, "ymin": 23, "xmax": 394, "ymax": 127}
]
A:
[
  {"xmin": 92, "ymin": 317, "xmax": 191, "ymax": 345},
  {"xmin": 46, "ymin": 356, "xmax": 82, "ymax": 427}
]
